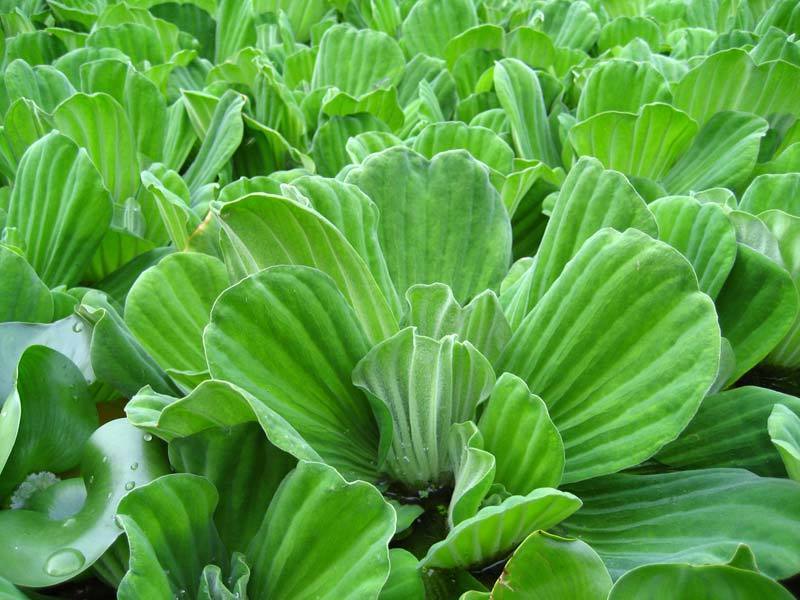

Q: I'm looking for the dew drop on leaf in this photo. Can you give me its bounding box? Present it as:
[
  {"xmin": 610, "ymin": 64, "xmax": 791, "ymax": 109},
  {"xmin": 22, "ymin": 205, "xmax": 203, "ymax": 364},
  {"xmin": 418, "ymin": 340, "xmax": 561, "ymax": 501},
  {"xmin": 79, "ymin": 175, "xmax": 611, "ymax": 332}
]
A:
[
  {"xmin": 71, "ymin": 322, "xmax": 83, "ymax": 333},
  {"xmin": 130, "ymin": 462, "xmax": 139, "ymax": 471},
  {"xmin": 143, "ymin": 433, "xmax": 153, "ymax": 442},
  {"xmin": 124, "ymin": 481, "xmax": 135, "ymax": 491},
  {"xmin": 44, "ymin": 548, "xmax": 85, "ymax": 577}
]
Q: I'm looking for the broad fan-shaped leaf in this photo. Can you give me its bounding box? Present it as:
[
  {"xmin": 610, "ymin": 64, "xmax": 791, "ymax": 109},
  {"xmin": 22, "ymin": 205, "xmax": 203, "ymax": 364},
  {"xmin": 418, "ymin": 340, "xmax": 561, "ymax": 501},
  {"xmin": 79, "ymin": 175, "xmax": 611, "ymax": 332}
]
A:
[
  {"xmin": 478, "ymin": 373, "xmax": 564, "ymax": 495},
  {"xmin": 532, "ymin": 0, "xmax": 600, "ymax": 52},
  {"xmin": 116, "ymin": 474, "xmax": 225, "ymax": 600},
  {"xmin": 715, "ymin": 243, "xmax": 798, "ymax": 385},
  {"xmin": 493, "ymin": 58, "xmax": 560, "ymax": 167},
  {"xmin": 0, "ymin": 245, "xmax": 52, "ymax": 323},
  {"xmin": 312, "ymin": 24, "xmax": 404, "ymax": 97},
  {"xmin": 381, "ymin": 549, "xmax": 425, "ymax": 600},
  {"xmin": 569, "ymin": 103, "xmax": 697, "ymax": 180},
  {"xmin": 52, "ymin": 92, "xmax": 138, "ymax": 203},
  {"xmin": 125, "ymin": 253, "xmax": 228, "ymax": 377},
  {"xmin": 769, "ymin": 404, "xmax": 800, "ymax": 481},
  {"xmin": 411, "ymin": 121, "xmax": 514, "ymax": 177},
  {"xmin": 352, "ymin": 328, "xmax": 494, "ymax": 489},
  {"xmin": 562, "ymin": 469, "xmax": 800, "ymax": 580},
  {"xmin": 401, "ymin": 0, "xmax": 478, "ymax": 59},
  {"xmin": 0, "ymin": 419, "xmax": 170, "ymax": 588},
  {"xmin": 246, "ymin": 461, "xmax": 394, "ymax": 600},
  {"xmin": 217, "ymin": 193, "xmax": 398, "ymax": 343},
  {"xmin": 576, "ymin": 59, "xmax": 671, "ymax": 121},
  {"xmin": 404, "ymin": 284, "xmax": 511, "ymax": 364},
  {"xmin": 662, "ymin": 111, "xmax": 769, "ymax": 193},
  {"xmin": 205, "ymin": 266, "xmax": 382, "ymax": 481},
  {"xmin": 345, "ymin": 147, "xmax": 512, "ymax": 304},
  {"xmin": 673, "ymin": 48, "xmax": 800, "ymax": 125},
  {"xmin": 498, "ymin": 228, "xmax": 720, "ymax": 482},
  {"xmin": 650, "ymin": 195, "xmax": 737, "ymax": 299},
  {"xmin": 170, "ymin": 422, "xmax": 296, "ymax": 554},
  {"xmin": 658, "ymin": 386, "xmax": 800, "ymax": 477},
  {"xmin": 740, "ymin": 173, "xmax": 800, "ymax": 216},
  {"xmin": 448, "ymin": 422, "xmax": 495, "ymax": 527},
  {"xmin": 7, "ymin": 131, "xmax": 113, "ymax": 287},
  {"xmin": 490, "ymin": 532, "xmax": 612, "ymax": 600},
  {"xmin": 502, "ymin": 157, "xmax": 656, "ymax": 328},
  {"xmin": 609, "ymin": 563, "xmax": 793, "ymax": 599},
  {"xmin": 420, "ymin": 488, "xmax": 581, "ymax": 570}
]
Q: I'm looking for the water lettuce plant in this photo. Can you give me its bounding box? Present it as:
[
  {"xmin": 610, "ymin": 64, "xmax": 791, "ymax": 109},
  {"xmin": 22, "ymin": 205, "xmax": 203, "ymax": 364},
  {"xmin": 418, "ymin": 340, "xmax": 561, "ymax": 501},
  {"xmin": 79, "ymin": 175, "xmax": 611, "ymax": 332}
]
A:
[{"xmin": 1, "ymin": 0, "xmax": 800, "ymax": 598}]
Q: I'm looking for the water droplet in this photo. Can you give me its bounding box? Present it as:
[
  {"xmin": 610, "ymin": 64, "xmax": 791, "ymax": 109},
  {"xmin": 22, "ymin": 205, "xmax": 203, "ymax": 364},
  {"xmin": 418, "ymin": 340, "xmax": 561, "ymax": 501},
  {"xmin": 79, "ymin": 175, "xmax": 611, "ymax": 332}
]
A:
[
  {"xmin": 13, "ymin": 545, "xmax": 19, "ymax": 552},
  {"xmin": 88, "ymin": 475, "xmax": 94, "ymax": 484},
  {"xmin": 129, "ymin": 462, "xmax": 138, "ymax": 471},
  {"xmin": 106, "ymin": 492, "xmax": 113, "ymax": 499},
  {"xmin": 44, "ymin": 548, "xmax": 85, "ymax": 577},
  {"xmin": 124, "ymin": 481, "xmax": 135, "ymax": 491},
  {"xmin": 101, "ymin": 456, "xmax": 108, "ymax": 464},
  {"xmin": 62, "ymin": 518, "xmax": 76, "ymax": 528},
  {"xmin": 143, "ymin": 433, "xmax": 153, "ymax": 442},
  {"xmin": 71, "ymin": 322, "xmax": 84, "ymax": 333}
]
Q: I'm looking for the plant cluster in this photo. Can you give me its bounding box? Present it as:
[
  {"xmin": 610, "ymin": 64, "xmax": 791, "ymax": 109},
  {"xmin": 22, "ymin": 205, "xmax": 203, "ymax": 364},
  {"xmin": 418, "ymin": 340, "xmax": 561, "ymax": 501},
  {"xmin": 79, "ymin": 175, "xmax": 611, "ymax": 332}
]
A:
[{"xmin": 1, "ymin": 0, "xmax": 800, "ymax": 598}]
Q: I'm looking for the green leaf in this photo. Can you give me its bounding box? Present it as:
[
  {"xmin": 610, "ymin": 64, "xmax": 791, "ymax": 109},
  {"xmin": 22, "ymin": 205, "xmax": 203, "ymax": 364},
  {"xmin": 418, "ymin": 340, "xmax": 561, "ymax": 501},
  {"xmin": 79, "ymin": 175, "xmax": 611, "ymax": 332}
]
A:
[
  {"xmin": 0, "ymin": 315, "xmax": 94, "ymax": 402},
  {"xmin": 380, "ymin": 549, "xmax": 425, "ymax": 600},
  {"xmin": 598, "ymin": 16, "xmax": 662, "ymax": 52},
  {"xmin": 650, "ymin": 195, "xmax": 737, "ymax": 299},
  {"xmin": 768, "ymin": 404, "xmax": 800, "ymax": 481},
  {"xmin": 662, "ymin": 111, "xmax": 769, "ymax": 193},
  {"xmin": 478, "ymin": 373, "xmax": 564, "ymax": 495},
  {"xmin": 7, "ymin": 131, "xmax": 113, "ymax": 287},
  {"xmin": 740, "ymin": 173, "xmax": 800, "ymax": 216},
  {"xmin": 411, "ymin": 121, "xmax": 514, "ymax": 177},
  {"xmin": 346, "ymin": 147, "xmax": 512, "ymax": 304},
  {"xmin": 246, "ymin": 461, "xmax": 394, "ymax": 599},
  {"xmin": 715, "ymin": 243, "xmax": 799, "ymax": 385},
  {"xmin": 420, "ymin": 488, "xmax": 581, "ymax": 570},
  {"xmin": 198, "ymin": 553, "xmax": 250, "ymax": 600},
  {"xmin": 0, "ymin": 245, "xmax": 52, "ymax": 323},
  {"xmin": 78, "ymin": 290, "xmax": 178, "ymax": 398},
  {"xmin": 5, "ymin": 60, "xmax": 74, "ymax": 113},
  {"xmin": 0, "ymin": 419, "xmax": 170, "ymax": 588},
  {"xmin": 493, "ymin": 58, "xmax": 559, "ymax": 166},
  {"xmin": 313, "ymin": 24, "xmax": 404, "ymax": 97},
  {"xmin": 125, "ymin": 253, "xmax": 228, "ymax": 376},
  {"xmin": 532, "ymin": 0, "xmax": 600, "ymax": 51},
  {"xmin": 52, "ymin": 92, "xmax": 138, "ymax": 203},
  {"xmin": 673, "ymin": 48, "xmax": 800, "ymax": 125},
  {"xmin": 403, "ymin": 284, "xmax": 510, "ymax": 364},
  {"xmin": 290, "ymin": 175, "xmax": 402, "ymax": 317},
  {"xmin": 504, "ymin": 157, "xmax": 656, "ymax": 328},
  {"xmin": 183, "ymin": 90, "xmax": 245, "ymax": 195},
  {"xmin": 658, "ymin": 386, "xmax": 800, "ymax": 477},
  {"xmin": 448, "ymin": 422, "xmax": 495, "ymax": 527},
  {"xmin": 401, "ymin": 0, "xmax": 478, "ymax": 59},
  {"xmin": 760, "ymin": 210, "xmax": 800, "ymax": 369},
  {"xmin": 217, "ymin": 193, "xmax": 398, "ymax": 344},
  {"xmin": 116, "ymin": 474, "xmax": 225, "ymax": 600},
  {"xmin": 562, "ymin": 469, "xmax": 800, "ymax": 580},
  {"xmin": 576, "ymin": 59, "xmax": 671, "ymax": 121},
  {"xmin": 170, "ymin": 422, "xmax": 296, "ymax": 554},
  {"xmin": 205, "ymin": 266, "xmax": 383, "ymax": 481},
  {"xmin": 214, "ymin": 0, "xmax": 255, "ymax": 63},
  {"xmin": 490, "ymin": 532, "xmax": 612, "ymax": 600},
  {"xmin": 499, "ymin": 229, "xmax": 720, "ymax": 482},
  {"xmin": 312, "ymin": 113, "xmax": 389, "ymax": 177},
  {"xmin": 321, "ymin": 87, "xmax": 405, "ymax": 132},
  {"xmin": 353, "ymin": 328, "xmax": 495, "ymax": 489},
  {"xmin": 569, "ymin": 103, "xmax": 698, "ymax": 180},
  {"xmin": 0, "ymin": 346, "xmax": 97, "ymax": 499},
  {"xmin": 608, "ymin": 563, "xmax": 794, "ymax": 599}
]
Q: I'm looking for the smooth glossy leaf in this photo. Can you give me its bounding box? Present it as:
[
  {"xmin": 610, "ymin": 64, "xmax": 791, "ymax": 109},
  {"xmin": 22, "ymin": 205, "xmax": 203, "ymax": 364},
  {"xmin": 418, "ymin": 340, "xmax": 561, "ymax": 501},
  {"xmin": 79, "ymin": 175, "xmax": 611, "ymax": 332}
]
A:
[
  {"xmin": 576, "ymin": 59, "xmax": 671, "ymax": 121},
  {"xmin": 0, "ymin": 419, "xmax": 170, "ymax": 588},
  {"xmin": 0, "ymin": 245, "xmax": 52, "ymax": 323}
]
